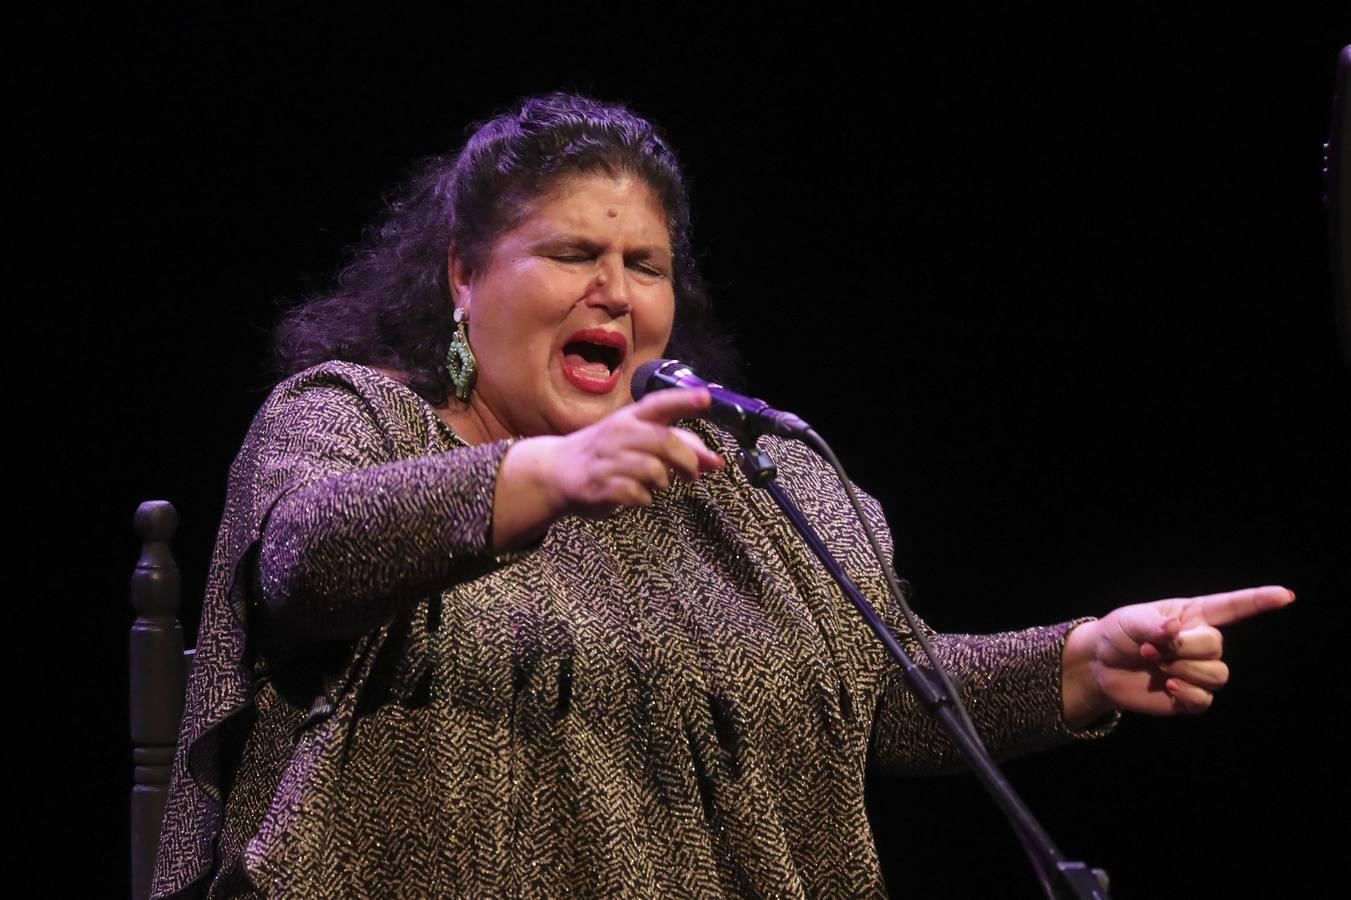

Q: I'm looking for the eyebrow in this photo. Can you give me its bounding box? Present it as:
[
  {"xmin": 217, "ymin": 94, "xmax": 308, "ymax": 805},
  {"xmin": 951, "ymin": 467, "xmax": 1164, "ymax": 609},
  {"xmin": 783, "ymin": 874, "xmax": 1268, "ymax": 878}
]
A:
[{"xmin": 540, "ymin": 233, "xmax": 672, "ymax": 257}]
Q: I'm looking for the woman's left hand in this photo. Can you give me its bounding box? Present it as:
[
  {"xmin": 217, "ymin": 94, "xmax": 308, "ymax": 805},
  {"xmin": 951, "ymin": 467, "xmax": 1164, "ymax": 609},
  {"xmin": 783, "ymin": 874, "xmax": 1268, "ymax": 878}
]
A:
[{"xmin": 1060, "ymin": 585, "xmax": 1295, "ymax": 728}]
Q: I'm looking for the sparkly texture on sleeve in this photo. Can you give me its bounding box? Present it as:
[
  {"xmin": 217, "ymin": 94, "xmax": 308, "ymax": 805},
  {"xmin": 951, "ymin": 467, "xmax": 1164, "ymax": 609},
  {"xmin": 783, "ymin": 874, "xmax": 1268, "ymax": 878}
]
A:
[
  {"xmin": 256, "ymin": 439, "xmax": 512, "ymax": 641},
  {"xmin": 150, "ymin": 361, "xmax": 516, "ymax": 899},
  {"xmin": 870, "ymin": 617, "xmax": 1119, "ymax": 776}
]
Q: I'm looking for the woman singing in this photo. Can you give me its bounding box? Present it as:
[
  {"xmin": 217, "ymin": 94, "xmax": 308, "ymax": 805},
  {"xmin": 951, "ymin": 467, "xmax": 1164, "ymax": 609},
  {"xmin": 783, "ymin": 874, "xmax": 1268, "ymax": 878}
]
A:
[{"xmin": 151, "ymin": 92, "xmax": 1292, "ymax": 898}]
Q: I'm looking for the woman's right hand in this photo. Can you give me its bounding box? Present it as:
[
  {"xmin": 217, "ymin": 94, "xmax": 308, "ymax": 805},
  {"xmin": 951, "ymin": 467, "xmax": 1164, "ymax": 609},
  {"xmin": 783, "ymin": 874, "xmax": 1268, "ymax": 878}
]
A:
[{"xmin": 491, "ymin": 388, "xmax": 726, "ymax": 550}]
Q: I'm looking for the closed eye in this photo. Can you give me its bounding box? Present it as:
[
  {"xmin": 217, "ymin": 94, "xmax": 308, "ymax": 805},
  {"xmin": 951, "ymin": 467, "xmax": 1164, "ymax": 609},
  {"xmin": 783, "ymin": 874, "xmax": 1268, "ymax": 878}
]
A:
[{"xmin": 629, "ymin": 261, "xmax": 667, "ymax": 277}]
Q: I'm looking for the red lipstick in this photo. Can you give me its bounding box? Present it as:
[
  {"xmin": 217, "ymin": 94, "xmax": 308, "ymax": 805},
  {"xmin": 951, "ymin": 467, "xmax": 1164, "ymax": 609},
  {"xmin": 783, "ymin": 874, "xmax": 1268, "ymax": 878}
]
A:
[{"xmin": 559, "ymin": 328, "xmax": 628, "ymax": 394}]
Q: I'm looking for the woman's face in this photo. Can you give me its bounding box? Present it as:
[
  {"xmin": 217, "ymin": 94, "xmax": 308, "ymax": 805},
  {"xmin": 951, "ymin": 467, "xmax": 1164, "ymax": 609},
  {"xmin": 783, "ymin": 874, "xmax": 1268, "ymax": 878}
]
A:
[{"xmin": 450, "ymin": 173, "xmax": 676, "ymax": 439}]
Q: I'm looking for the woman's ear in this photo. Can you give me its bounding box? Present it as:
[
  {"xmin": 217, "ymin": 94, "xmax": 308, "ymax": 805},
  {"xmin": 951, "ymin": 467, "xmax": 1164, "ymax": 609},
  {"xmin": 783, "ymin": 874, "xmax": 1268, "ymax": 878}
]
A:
[{"xmin": 447, "ymin": 244, "xmax": 473, "ymax": 318}]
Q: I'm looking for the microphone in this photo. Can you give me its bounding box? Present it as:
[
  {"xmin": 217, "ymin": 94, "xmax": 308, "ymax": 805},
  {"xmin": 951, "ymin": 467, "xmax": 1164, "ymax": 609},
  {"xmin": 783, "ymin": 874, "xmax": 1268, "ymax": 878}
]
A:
[{"xmin": 631, "ymin": 359, "xmax": 812, "ymax": 441}]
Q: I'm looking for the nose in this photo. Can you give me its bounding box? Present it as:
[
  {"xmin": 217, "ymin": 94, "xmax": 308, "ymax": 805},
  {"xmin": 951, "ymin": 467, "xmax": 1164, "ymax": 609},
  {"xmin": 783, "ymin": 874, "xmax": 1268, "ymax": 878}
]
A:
[{"xmin": 589, "ymin": 254, "xmax": 631, "ymax": 316}]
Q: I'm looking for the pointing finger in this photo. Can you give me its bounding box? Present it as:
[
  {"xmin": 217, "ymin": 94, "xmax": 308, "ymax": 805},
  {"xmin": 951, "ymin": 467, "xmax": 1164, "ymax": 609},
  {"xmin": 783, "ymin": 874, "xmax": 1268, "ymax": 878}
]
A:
[
  {"xmin": 630, "ymin": 387, "xmax": 712, "ymax": 425},
  {"xmin": 1181, "ymin": 585, "xmax": 1295, "ymax": 628}
]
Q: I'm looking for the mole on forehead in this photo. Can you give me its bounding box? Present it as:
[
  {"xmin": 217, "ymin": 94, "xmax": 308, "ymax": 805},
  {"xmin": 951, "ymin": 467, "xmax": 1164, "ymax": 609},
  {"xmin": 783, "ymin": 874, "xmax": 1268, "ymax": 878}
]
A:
[{"xmin": 607, "ymin": 208, "xmax": 618, "ymax": 217}]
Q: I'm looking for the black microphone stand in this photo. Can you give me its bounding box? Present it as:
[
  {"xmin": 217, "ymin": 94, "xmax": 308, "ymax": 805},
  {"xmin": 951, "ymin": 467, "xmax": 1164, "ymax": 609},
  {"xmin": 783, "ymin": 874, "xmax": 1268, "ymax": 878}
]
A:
[{"xmin": 736, "ymin": 438, "xmax": 1111, "ymax": 900}]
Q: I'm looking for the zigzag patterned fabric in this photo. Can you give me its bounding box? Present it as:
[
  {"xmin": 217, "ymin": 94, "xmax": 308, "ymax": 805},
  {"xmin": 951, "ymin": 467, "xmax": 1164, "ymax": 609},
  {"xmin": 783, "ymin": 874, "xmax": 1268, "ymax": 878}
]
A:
[{"xmin": 151, "ymin": 360, "xmax": 1112, "ymax": 899}]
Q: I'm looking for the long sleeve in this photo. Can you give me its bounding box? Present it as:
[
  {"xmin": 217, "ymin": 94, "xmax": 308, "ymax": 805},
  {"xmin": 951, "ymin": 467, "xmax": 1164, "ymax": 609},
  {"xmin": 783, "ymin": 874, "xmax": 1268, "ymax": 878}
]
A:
[
  {"xmin": 747, "ymin": 433, "xmax": 1116, "ymax": 778},
  {"xmin": 154, "ymin": 380, "xmax": 1117, "ymax": 899},
  {"xmin": 247, "ymin": 379, "xmax": 515, "ymax": 641},
  {"xmin": 868, "ymin": 618, "xmax": 1115, "ymax": 776},
  {"xmin": 156, "ymin": 360, "xmax": 524, "ymax": 900}
]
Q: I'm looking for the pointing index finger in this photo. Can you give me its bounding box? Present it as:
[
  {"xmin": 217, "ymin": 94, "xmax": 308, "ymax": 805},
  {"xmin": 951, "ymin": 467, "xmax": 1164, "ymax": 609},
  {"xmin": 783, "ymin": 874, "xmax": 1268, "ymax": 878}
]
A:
[
  {"xmin": 1185, "ymin": 585, "xmax": 1296, "ymax": 628},
  {"xmin": 630, "ymin": 387, "xmax": 712, "ymax": 425}
]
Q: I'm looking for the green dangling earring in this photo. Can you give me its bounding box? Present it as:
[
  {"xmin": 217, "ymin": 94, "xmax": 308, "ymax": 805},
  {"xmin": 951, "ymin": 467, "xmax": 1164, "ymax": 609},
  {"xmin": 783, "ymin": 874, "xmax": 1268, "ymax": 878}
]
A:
[{"xmin": 446, "ymin": 306, "xmax": 477, "ymax": 402}]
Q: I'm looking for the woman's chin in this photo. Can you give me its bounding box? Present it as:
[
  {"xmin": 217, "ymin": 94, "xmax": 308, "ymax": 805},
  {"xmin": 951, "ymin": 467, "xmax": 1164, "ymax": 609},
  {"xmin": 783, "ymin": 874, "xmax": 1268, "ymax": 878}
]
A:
[
  {"xmin": 536, "ymin": 371, "xmax": 631, "ymax": 434},
  {"xmin": 542, "ymin": 393, "xmax": 627, "ymax": 435}
]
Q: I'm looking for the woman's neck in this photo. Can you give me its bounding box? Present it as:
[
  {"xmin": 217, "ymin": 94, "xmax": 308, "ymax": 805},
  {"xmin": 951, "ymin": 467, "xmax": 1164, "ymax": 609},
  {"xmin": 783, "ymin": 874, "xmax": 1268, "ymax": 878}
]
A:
[
  {"xmin": 438, "ymin": 399, "xmax": 512, "ymax": 446},
  {"xmin": 368, "ymin": 365, "xmax": 505, "ymax": 446}
]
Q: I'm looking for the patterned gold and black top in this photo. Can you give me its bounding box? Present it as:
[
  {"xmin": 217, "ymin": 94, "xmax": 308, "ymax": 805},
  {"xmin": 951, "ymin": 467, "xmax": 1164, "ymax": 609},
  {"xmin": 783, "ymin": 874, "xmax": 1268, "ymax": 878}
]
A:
[{"xmin": 151, "ymin": 360, "xmax": 1112, "ymax": 899}]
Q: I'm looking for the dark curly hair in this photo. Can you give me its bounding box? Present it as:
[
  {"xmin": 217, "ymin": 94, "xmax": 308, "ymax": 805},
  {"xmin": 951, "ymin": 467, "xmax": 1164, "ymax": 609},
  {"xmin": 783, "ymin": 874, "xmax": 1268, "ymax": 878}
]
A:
[{"xmin": 271, "ymin": 92, "xmax": 738, "ymax": 406}]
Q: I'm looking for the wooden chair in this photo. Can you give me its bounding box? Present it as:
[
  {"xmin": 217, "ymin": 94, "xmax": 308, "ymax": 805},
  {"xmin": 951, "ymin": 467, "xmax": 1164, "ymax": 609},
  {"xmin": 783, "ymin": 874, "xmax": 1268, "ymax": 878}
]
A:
[{"xmin": 129, "ymin": 500, "xmax": 194, "ymax": 900}]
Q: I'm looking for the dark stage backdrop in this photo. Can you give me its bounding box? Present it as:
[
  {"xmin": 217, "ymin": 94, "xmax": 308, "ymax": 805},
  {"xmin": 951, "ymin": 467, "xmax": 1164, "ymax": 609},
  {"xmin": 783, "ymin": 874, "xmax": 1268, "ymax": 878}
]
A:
[{"xmin": 30, "ymin": 10, "xmax": 1348, "ymax": 899}]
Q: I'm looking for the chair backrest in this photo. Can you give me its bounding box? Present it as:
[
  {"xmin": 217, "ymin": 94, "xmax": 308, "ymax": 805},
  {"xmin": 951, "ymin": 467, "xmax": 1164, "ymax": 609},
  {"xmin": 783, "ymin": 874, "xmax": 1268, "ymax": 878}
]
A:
[{"xmin": 129, "ymin": 500, "xmax": 193, "ymax": 900}]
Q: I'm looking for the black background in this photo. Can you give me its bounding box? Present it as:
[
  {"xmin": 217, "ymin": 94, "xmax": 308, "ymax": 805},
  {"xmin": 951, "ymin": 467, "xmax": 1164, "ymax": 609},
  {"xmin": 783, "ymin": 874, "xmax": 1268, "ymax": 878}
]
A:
[{"xmin": 28, "ymin": 9, "xmax": 1349, "ymax": 898}]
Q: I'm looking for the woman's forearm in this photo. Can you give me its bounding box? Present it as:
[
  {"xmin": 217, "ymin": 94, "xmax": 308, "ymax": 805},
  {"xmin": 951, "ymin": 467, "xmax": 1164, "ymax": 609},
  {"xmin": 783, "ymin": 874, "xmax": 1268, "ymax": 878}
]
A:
[{"xmin": 255, "ymin": 439, "xmax": 512, "ymax": 641}]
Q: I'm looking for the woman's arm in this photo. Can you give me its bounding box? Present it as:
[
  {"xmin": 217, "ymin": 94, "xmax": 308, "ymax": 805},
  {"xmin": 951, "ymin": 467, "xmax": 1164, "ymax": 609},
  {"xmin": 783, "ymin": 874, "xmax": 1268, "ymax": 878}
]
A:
[
  {"xmin": 744, "ymin": 434, "xmax": 1116, "ymax": 774},
  {"xmin": 869, "ymin": 620, "xmax": 1112, "ymax": 776},
  {"xmin": 487, "ymin": 388, "xmax": 724, "ymax": 550},
  {"xmin": 254, "ymin": 381, "xmax": 722, "ymax": 641},
  {"xmin": 255, "ymin": 439, "xmax": 514, "ymax": 641}
]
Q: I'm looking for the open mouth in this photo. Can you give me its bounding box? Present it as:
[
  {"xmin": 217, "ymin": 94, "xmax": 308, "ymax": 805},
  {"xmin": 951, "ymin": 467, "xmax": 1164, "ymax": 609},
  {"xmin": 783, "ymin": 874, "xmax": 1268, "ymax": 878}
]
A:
[{"xmin": 560, "ymin": 328, "xmax": 628, "ymax": 394}]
